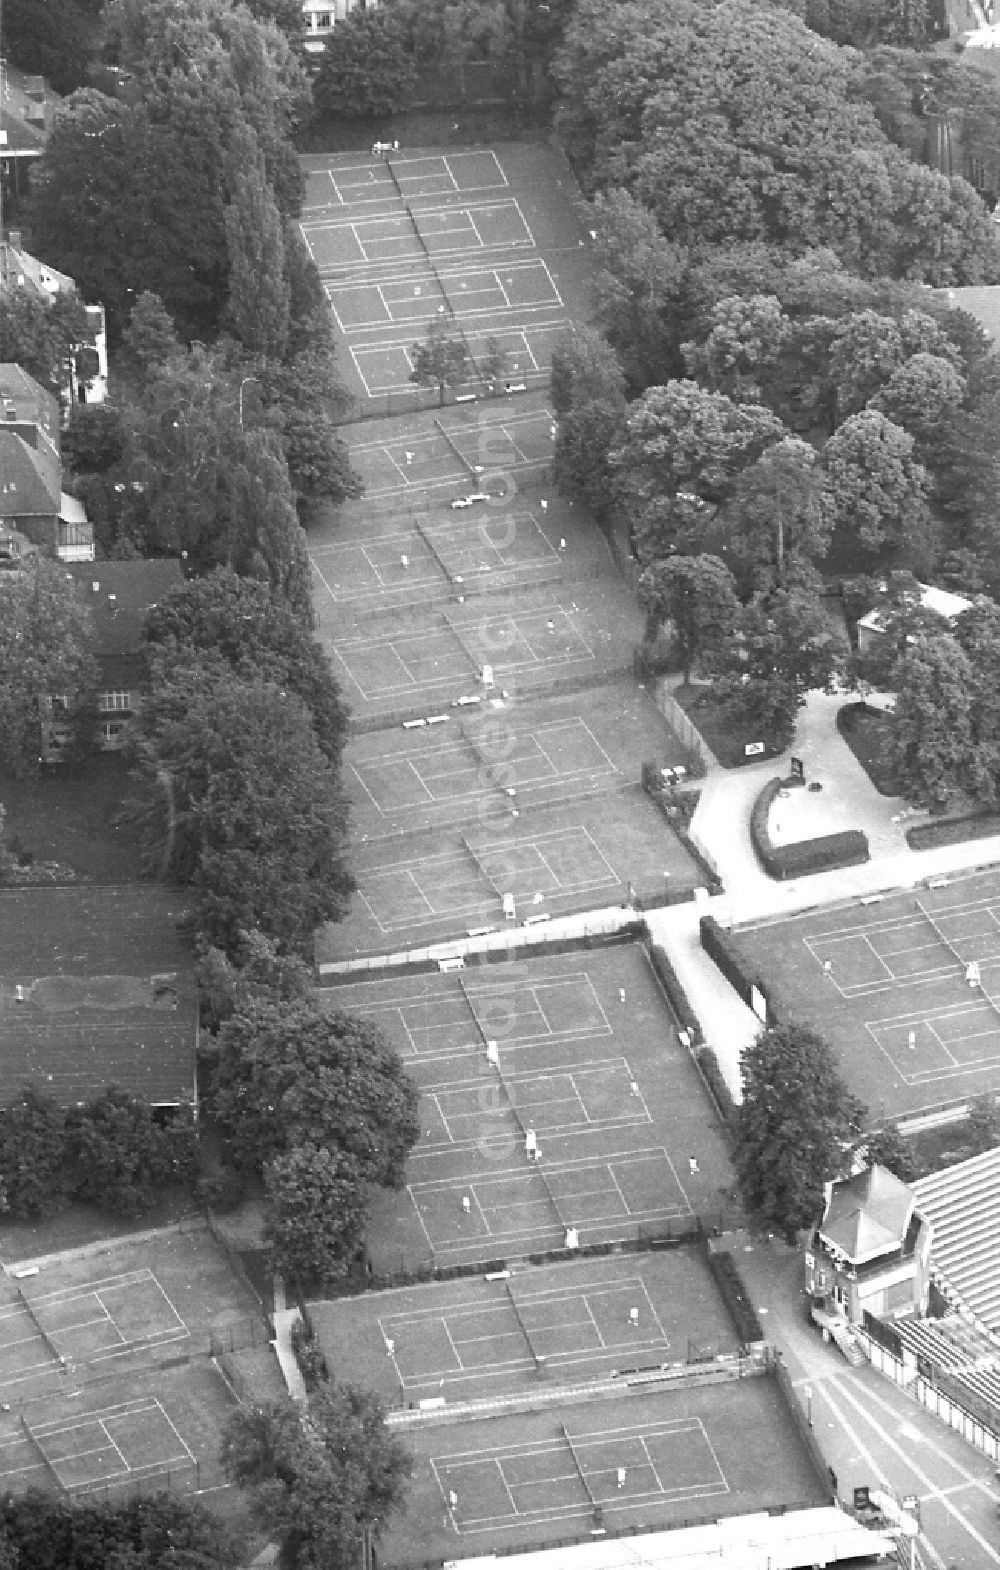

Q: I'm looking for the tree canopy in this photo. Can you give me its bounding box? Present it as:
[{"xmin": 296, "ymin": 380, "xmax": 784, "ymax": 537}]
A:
[
  {"xmin": 130, "ymin": 656, "xmax": 353, "ymax": 958},
  {"xmin": 0, "ymin": 559, "xmax": 97, "ymax": 779},
  {"xmin": 736, "ymin": 1021, "xmax": 864, "ymax": 1233},
  {"xmin": 143, "ymin": 568, "xmax": 348, "ymax": 764},
  {"xmin": 221, "ymin": 1384, "xmax": 410, "ymax": 1569},
  {"xmin": 553, "ymin": 0, "xmax": 1000, "ymax": 285},
  {"xmin": 0, "ymin": 1489, "xmax": 241, "ymax": 1570}
]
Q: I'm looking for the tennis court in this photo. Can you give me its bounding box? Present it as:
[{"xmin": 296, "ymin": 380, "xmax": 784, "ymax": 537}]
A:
[
  {"xmin": 336, "ymin": 407, "xmax": 555, "ymax": 497},
  {"xmin": 329, "ymin": 603, "xmax": 596, "ymax": 704},
  {"xmin": 435, "ymin": 1413, "xmax": 727, "ymax": 1531},
  {"xmin": 350, "ymin": 716, "xmax": 616, "ymax": 819},
  {"xmin": 381, "ymin": 1375, "xmax": 826, "ymax": 1562},
  {"xmin": 302, "ymin": 150, "xmax": 510, "ymax": 215},
  {"xmin": 8, "ymin": 1397, "xmax": 196, "ymax": 1495},
  {"xmin": 724, "ymin": 867, "xmax": 1000, "ymax": 1116},
  {"xmin": 300, "ymin": 143, "xmax": 588, "ymax": 408},
  {"xmin": 310, "ymin": 507, "xmax": 561, "ymax": 604},
  {"xmin": 0, "ymin": 1268, "xmax": 188, "ymax": 1391},
  {"xmin": 322, "ymin": 943, "xmax": 735, "ymax": 1269},
  {"xmin": 357, "ymin": 825, "xmax": 622, "ymax": 932},
  {"xmin": 307, "ymin": 201, "xmax": 536, "ymax": 275}
]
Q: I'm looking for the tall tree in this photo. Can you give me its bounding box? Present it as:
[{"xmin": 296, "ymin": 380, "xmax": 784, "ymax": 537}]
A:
[
  {"xmin": 409, "ymin": 318, "xmax": 470, "ymax": 404},
  {"xmin": 0, "ymin": 286, "xmax": 94, "ymax": 401},
  {"xmin": 954, "ymin": 596, "xmax": 1000, "ymax": 805},
  {"xmin": 587, "ymin": 188, "xmax": 688, "ymax": 389},
  {"xmin": 221, "ymin": 1384, "xmax": 411, "ymax": 1570},
  {"xmin": 224, "ymin": 125, "xmax": 290, "ymax": 359},
  {"xmin": 736, "ymin": 1021, "xmax": 864, "ymax": 1233},
  {"xmin": 550, "ymin": 326, "xmax": 628, "ymax": 516},
  {"xmin": 64, "ymin": 1088, "xmax": 194, "ymax": 1218},
  {"xmin": 710, "ymin": 586, "xmax": 841, "ymax": 750},
  {"xmin": 27, "ymin": 92, "xmax": 230, "ymax": 342},
  {"xmin": 312, "ymin": 9, "xmax": 416, "ymax": 118},
  {"xmin": 889, "ymin": 631, "xmax": 977, "ymax": 810},
  {"xmin": 727, "ymin": 436, "xmax": 833, "ymax": 590},
  {"xmin": 0, "ymin": 560, "xmax": 96, "ymax": 779},
  {"xmin": 612, "ymin": 381, "xmax": 786, "ymax": 564},
  {"xmin": 210, "ymin": 999, "xmax": 419, "ymax": 1190},
  {"xmin": 143, "ymin": 568, "xmax": 348, "ymax": 764},
  {"xmin": 131, "ymin": 660, "xmax": 353, "ymax": 957},
  {"xmin": 264, "ymin": 1144, "xmax": 370, "ymax": 1284},
  {"xmin": 0, "ymin": 1086, "xmax": 67, "ymax": 1220},
  {"xmin": 822, "ymin": 410, "xmax": 934, "ymax": 569},
  {"xmin": 638, "ymin": 554, "xmax": 738, "ymax": 683}
]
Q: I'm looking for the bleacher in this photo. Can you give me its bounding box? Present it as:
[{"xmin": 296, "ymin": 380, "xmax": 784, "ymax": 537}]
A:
[
  {"xmin": 890, "ymin": 1313, "xmax": 1000, "ymax": 1427},
  {"xmin": 913, "ymin": 1147, "xmax": 1000, "ymax": 1335}
]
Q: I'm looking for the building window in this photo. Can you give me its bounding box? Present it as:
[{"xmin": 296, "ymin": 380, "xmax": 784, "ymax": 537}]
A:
[
  {"xmin": 316, "ymin": 10, "xmax": 332, "ymax": 24},
  {"xmin": 98, "ymin": 691, "xmax": 131, "ymax": 712},
  {"xmin": 101, "ymin": 722, "xmax": 125, "ymax": 743}
]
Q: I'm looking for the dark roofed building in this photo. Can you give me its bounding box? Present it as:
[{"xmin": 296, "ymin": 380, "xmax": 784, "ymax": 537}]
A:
[
  {"xmin": 42, "ymin": 558, "xmax": 183, "ymax": 758},
  {"xmin": 0, "ymin": 364, "xmax": 93, "ymax": 562},
  {"xmin": 805, "ymin": 1164, "xmax": 933, "ymax": 1333},
  {"xmin": 0, "ymin": 886, "xmax": 197, "ymax": 1108}
]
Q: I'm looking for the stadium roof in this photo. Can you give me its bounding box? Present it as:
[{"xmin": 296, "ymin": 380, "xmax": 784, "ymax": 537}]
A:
[
  {"xmin": 439, "ymin": 1506, "xmax": 895, "ymax": 1569},
  {"xmin": 914, "ymin": 1148, "xmax": 1000, "ymax": 1335}
]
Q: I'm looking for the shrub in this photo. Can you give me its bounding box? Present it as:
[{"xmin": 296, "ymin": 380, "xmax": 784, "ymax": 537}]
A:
[
  {"xmin": 749, "ymin": 776, "xmax": 869, "ymax": 879},
  {"xmin": 291, "ymin": 1317, "xmax": 330, "ymax": 1391},
  {"xmin": 696, "ymin": 1046, "xmax": 739, "ymax": 1128},
  {"xmin": 699, "ymin": 915, "xmax": 771, "ymax": 1014},
  {"xmin": 706, "ymin": 1249, "xmax": 765, "ymax": 1345},
  {"xmin": 646, "ymin": 941, "xmax": 702, "ymax": 1042},
  {"xmin": 906, "ymin": 813, "xmax": 1000, "ymax": 850}
]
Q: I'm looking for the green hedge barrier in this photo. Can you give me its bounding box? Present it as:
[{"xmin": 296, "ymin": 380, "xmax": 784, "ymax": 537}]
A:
[
  {"xmin": 646, "ymin": 940, "xmax": 702, "ymax": 1042},
  {"xmin": 906, "ymin": 814, "xmax": 1000, "ymax": 851},
  {"xmin": 699, "ymin": 915, "xmax": 771, "ymax": 1014},
  {"xmin": 706, "ymin": 1249, "xmax": 765, "ymax": 1346},
  {"xmin": 750, "ymin": 776, "xmax": 869, "ymax": 880}
]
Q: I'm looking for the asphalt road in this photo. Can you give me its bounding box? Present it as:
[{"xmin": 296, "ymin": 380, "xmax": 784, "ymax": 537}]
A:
[{"xmin": 733, "ymin": 1232, "xmax": 1000, "ymax": 1569}]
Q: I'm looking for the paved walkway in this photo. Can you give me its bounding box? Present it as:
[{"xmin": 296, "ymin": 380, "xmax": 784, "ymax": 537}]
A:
[
  {"xmin": 648, "ymin": 684, "xmax": 1000, "ymax": 1103},
  {"xmin": 734, "ymin": 1233, "xmax": 1000, "ymax": 1570}
]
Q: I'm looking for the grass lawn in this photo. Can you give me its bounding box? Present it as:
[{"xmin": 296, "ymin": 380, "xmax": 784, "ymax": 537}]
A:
[
  {"xmin": 322, "ymin": 941, "xmax": 740, "ymax": 1275},
  {"xmin": 671, "ymin": 685, "xmax": 784, "ymax": 769},
  {"xmin": 724, "ymin": 866, "xmax": 1000, "ymax": 1121},
  {"xmin": 0, "ymin": 754, "xmax": 152, "ymax": 883},
  {"xmin": 835, "ymin": 702, "xmax": 902, "ymax": 795}
]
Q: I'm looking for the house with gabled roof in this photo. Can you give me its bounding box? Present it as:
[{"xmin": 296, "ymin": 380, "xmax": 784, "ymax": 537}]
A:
[
  {"xmin": 0, "ymin": 364, "xmax": 93, "ymax": 562},
  {"xmin": 805, "ymin": 1165, "xmax": 934, "ymax": 1329},
  {"xmin": 0, "ymin": 886, "xmax": 197, "ymax": 1109}
]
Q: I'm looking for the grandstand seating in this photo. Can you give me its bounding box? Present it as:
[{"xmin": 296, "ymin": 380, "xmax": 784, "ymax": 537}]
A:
[{"xmin": 913, "ymin": 1148, "xmax": 1000, "ymax": 1336}]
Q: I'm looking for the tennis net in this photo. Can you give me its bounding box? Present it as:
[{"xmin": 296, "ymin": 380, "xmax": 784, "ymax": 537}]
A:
[
  {"xmin": 505, "ymin": 1279, "xmax": 540, "ymax": 1364},
  {"xmin": 915, "ymin": 897, "xmax": 1000, "ymax": 1020},
  {"xmin": 386, "ymin": 157, "xmax": 485, "ymax": 389},
  {"xmin": 561, "ymin": 1423, "xmax": 601, "ymax": 1513},
  {"xmin": 914, "ymin": 897, "xmax": 967, "ymax": 968},
  {"xmin": 15, "ymin": 1283, "xmax": 61, "ymax": 1364}
]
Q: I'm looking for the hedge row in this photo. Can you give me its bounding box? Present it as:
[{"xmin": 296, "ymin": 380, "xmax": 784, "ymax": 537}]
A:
[
  {"xmin": 696, "ymin": 1046, "xmax": 740, "ymax": 1129},
  {"xmin": 706, "ymin": 1249, "xmax": 765, "ymax": 1346},
  {"xmin": 646, "ymin": 941, "xmax": 702, "ymax": 1042},
  {"xmin": 906, "ymin": 813, "xmax": 1000, "ymax": 851},
  {"xmin": 750, "ymin": 777, "xmax": 869, "ymax": 880},
  {"xmin": 699, "ymin": 915, "xmax": 772, "ymax": 1016}
]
